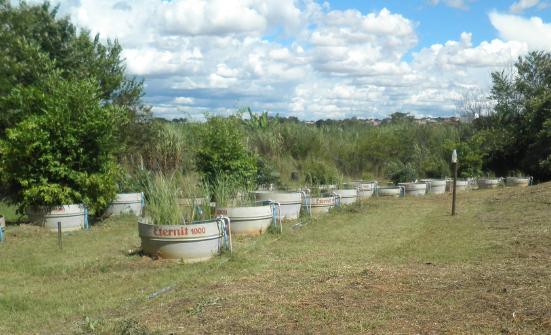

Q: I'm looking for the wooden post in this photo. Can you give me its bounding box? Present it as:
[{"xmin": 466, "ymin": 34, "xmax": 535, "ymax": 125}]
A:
[
  {"xmin": 451, "ymin": 149, "xmax": 458, "ymax": 216},
  {"xmin": 57, "ymin": 222, "xmax": 62, "ymax": 249},
  {"xmin": 452, "ymin": 162, "xmax": 457, "ymax": 216}
]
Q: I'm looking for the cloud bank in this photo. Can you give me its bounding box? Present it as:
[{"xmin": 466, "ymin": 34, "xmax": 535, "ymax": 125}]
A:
[{"xmin": 33, "ymin": 1, "xmax": 551, "ymax": 120}]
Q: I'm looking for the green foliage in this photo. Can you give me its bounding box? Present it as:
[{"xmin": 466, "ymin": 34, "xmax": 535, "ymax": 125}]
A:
[
  {"xmin": 211, "ymin": 174, "xmax": 236, "ymax": 207},
  {"xmin": 0, "ymin": 1, "xmax": 149, "ymax": 214},
  {"xmin": 116, "ymin": 158, "xmax": 151, "ymax": 193},
  {"xmin": 245, "ymin": 108, "xmax": 270, "ymax": 129},
  {"xmin": 385, "ymin": 161, "xmax": 417, "ymax": 184},
  {"xmin": 143, "ymin": 173, "xmax": 184, "ymax": 225},
  {"xmin": 0, "ymin": 1, "xmax": 146, "ymax": 122},
  {"xmin": 0, "ymin": 0, "xmax": 149, "ymax": 159},
  {"xmin": 196, "ymin": 116, "xmax": 258, "ymax": 189},
  {"xmin": 134, "ymin": 114, "xmax": 475, "ymax": 189},
  {"xmin": 211, "ymin": 174, "xmax": 254, "ymax": 207},
  {"xmin": 480, "ymin": 51, "xmax": 551, "ymax": 180},
  {"xmin": 255, "ymin": 157, "xmax": 279, "ymax": 187},
  {"xmin": 443, "ymin": 136, "xmax": 485, "ymax": 178},
  {"xmin": 0, "ymin": 73, "xmax": 126, "ymax": 214},
  {"xmin": 302, "ymin": 158, "xmax": 339, "ymax": 186},
  {"xmin": 139, "ymin": 121, "xmax": 194, "ymax": 173},
  {"xmin": 388, "ymin": 112, "xmax": 415, "ymax": 124}
]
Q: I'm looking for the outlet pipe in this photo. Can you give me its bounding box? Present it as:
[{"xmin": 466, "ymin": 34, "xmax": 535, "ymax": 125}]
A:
[
  {"xmin": 399, "ymin": 185, "xmax": 406, "ymax": 197},
  {"xmin": 300, "ymin": 190, "xmax": 312, "ymax": 217},
  {"xmin": 218, "ymin": 216, "xmax": 232, "ymax": 254},
  {"xmin": 331, "ymin": 192, "xmax": 342, "ymax": 207},
  {"xmin": 84, "ymin": 207, "xmax": 90, "ymax": 230}
]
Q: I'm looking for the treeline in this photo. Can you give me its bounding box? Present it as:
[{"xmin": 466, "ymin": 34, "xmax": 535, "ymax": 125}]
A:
[
  {"xmin": 0, "ymin": 1, "xmax": 549, "ymax": 215},
  {"xmin": 133, "ymin": 113, "xmax": 468, "ymax": 188},
  {"xmin": 125, "ymin": 49, "xmax": 551, "ymax": 188}
]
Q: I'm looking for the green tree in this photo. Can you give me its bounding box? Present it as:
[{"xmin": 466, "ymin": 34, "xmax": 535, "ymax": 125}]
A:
[
  {"xmin": 0, "ymin": 0, "xmax": 148, "ymax": 139},
  {"xmin": 0, "ymin": 72, "xmax": 127, "ymax": 214},
  {"xmin": 196, "ymin": 116, "xmax": 258, "ymax": 189},
  {"xmin": 484, "ymin": 51, "xmax": 551, "ymax": 180}
]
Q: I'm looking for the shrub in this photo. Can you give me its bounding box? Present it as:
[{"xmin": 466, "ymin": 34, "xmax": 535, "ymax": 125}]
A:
[
  {"xmin": 196, "ymin": 116, "xmax": 257, "ymax": 189},
  {"xmin": 385, "ymin": 161, "xmax": 417, "ymax": 184},
  {"xmin": 302, "ymin": 159, "xmax": 339, "ymax": 186},
  {"xmin": 0, "ymin": 73, "xmax": 127, "ymax": 214}
]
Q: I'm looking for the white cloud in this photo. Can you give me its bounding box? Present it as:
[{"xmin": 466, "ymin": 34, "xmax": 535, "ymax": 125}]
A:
[
  {"xmin": 510, "ymin": 0, "xmax": 540, "ymax": 13},
  {"xmin": 489, "ymin": 12, "xmax": 551, "ymax": 50},
  {"xmin": 429, "ymin": 0, "xmax": 469, "ymax": 10},
  {"xmin": 308, "ymin": 8, "xmax": 417, "ymax": 76},
  {"xmin": 174, "ymin": 97, "xmax": 194, "ymax": 104},
  {"xmin": 413, "ymin": 32, "xmax": 527, "ymax": 69},
  {"xmin": 29, "ymin": 0, "xmax": 540, "ymax": 120}
]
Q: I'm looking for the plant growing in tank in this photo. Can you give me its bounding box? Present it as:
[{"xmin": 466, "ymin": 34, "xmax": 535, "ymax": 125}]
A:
[
  {"xmin": 335, "ymin": 173, "xmax": 346, "ymax": 189},
  {"xmin": 143, "ymin": 171, "xmax": 213, "ymax": 225},
  {"xmin": 509, "ymin": 170, "xmax": 526, "ymax": 177},
  {"xmin": 302, "ymin": 158, "xmax": 339, "ymax": 186},
  {"xmin": 212, "ymin": 174, "xmax": 256, "ymax": 208},
  {"xmin": 143, "ymin": 173, "xmax": 184, "ymax": 225},
  {"xmin": 116, "ymin": 156, "xmax": 151, "ymax": 193},
  {"xmin": 385, "ymin": 161, "xmax": 417, "ymax": 185},
  {"xmin": 196, "ymin": 115, "xmax": 258, "ymax": 190},
  {"xmin": 307, "ymin": 185, "xmax": 325, "ymax": 198},
  {"xmin": 0, "ymin": 72, "xmax": 127, "ymax": 215},
  {"xmin": 175, "ymin": 172, "xmax": 212, "ymax": 222}
]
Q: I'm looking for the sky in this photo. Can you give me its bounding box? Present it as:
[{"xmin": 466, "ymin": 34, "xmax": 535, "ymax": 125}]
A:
[{"xmin": 25, "ymin": 0, "xmax": 551, "ymax": 120}]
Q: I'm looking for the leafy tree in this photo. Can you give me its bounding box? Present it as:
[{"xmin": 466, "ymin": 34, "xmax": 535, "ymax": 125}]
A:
[
  {"xmin": 385, "ymin": 161, "xmax": 417, "ymax": 184},
  {"xmin": 196, "ymin": 116, "xmax": 258, "ymax": 189},
  {"xmin": 0, "ymin": 0, "xmax": 150, "ymax": 214},
  {"xmin": 0, "ymin": 0, "xmax": 148, "ymax": 139},
  {"xmin": 388, "ymin": 112, "xmax": 414, "ymax": 124},
  {"xmin": 443, "ymin": 137, "xmax": 484, "ymax": 178},
  {"xmin": 0, "ymin": 72, "xmax": 127, "ymax": 214},
  {"xmin": 482, "ymin": 51, "xmax": 551, "ymax": 180}
]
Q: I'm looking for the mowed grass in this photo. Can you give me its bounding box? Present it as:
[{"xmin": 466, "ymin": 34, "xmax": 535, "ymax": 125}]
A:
[{"xmin": 1, "ymin": 184, "xmax": 550, "ymax": 334}]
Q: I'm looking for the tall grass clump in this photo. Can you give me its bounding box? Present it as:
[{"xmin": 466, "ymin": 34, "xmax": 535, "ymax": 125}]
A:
[
  {"xmin": 144, "ymin": 173, "xmax": 184, "ymax": 225},
  {"xmin": 212, "ymin": 174, "xmax": 235, "ymax": 208},
  {"xmin": 212, "ymin": 174, "xmax": 256, "ymax": 208},
  {"xmin": 139, "ymin": 122, "xmax": 196, "ymax": 173},
  {"xmin": 177, "ymin": 172, "xmax": 211, "ymax": 222}
]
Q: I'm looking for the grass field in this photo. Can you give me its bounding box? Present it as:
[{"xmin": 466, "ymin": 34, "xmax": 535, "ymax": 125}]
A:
[{"xmin": 1, "ymin": 184, "xmax": 550, "ymax": 334}]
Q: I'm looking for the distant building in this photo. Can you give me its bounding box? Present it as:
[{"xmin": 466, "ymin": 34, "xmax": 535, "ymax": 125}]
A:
[{"xmin": 365, "ymin": 119, "xmax": 381, "ymax": 126}]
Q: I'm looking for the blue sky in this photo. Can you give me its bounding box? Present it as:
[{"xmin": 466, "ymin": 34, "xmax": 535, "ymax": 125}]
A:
[
  {"xmin": 33, "ymin": 0, "xmax": 551, "ymax": 120},
  {"xmin": 325, "ymin": 0, "xmax": 550, "ymax": 57}
]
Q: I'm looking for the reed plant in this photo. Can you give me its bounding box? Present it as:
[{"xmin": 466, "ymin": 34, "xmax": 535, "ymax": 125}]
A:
[
  {"xmin": 307, "ymin": 185, "xmax": 324, "ymax": 198},
  {"xmin": 212, "ymin": 174, "xmax": 256, "ymax": 208},
  {"xmin": 335, "ymin": 173, "xmax": 346, "ymax": 189},
  {"xmin": 176, "ymin": 172, "xmax": 212, "ymax": 222},
  {"xmin": 144, "ymin": 173, "xmax": 184, "ymax": 225}
]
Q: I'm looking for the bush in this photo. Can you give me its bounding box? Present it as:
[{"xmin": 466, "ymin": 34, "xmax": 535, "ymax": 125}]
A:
[
  {"xmin": 302, "ymin": 158, "xmax": 339, "ymax": 186},
  {"xmin": 255, "ymin": 157, "xmax": 279, "ymax": 187},
  {"xmin": 0, "ymin": 73, "xmax": 127, "ymax": 214},
  {"xmin": 385, "ymin": 161, "xmax": 417, "ymax": 184},
  {"xmin": 196, "ymin": 116, "xmax": 257, "ymax": 189}
]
